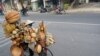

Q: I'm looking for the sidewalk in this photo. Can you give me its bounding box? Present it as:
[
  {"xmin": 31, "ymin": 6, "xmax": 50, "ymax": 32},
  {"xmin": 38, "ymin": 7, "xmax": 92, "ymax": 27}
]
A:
[
  {"xmin": 66, "ymin": 8, "xmax": 100, "ymax": 13},
  {"xmin": 28, "ymin": 8, "xmax": 100, "ymax": 14}
]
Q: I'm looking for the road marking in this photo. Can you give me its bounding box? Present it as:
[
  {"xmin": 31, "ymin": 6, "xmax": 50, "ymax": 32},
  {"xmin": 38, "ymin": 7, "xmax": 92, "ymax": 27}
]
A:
[
  {"xmin": 42, "ymin": 21, "xmax": 100, "ymax": 26},
  {"xmin": 0, "ymin": 35, "xmax": 5, "ymax": 38},
  {"xmin": 0, "ymin": 38, "xmax": 10, "ymax": 44},
  {"xmin": 28, "ymin": 20, "xmax": 100, "ymax": 26},
  {"xmin": 0, "ymin": 36, "xmax": 5, "ymax": 39},
  {"xmin": 0, "ymin": 41, "xmax": 11, "ymax": 48},
  {"xmin": 9, "ymin": 20, "xmax": 100, "ymax": 26},
  {"xmin": 49, "ymin": 21, "xmax": 100, "ymax": 26}
]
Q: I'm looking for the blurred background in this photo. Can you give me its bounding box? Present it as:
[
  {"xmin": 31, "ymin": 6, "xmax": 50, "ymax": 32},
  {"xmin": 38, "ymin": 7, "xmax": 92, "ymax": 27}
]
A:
[{"xmin": 0, "ymin": 0, "xmax": 99, "ymax": 13}]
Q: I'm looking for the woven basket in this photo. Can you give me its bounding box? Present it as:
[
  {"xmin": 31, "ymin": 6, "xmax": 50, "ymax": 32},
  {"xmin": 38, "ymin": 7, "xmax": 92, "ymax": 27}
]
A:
[{"xmin": 5, "ymin": 10, "xmax": 20, "ymax": 23}]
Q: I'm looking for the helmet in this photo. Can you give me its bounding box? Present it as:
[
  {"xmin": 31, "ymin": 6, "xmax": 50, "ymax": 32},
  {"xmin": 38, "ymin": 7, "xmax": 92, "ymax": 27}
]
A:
[{"xmin": 5, "ymin": 10, "xmax": 20, "ymax": 23}]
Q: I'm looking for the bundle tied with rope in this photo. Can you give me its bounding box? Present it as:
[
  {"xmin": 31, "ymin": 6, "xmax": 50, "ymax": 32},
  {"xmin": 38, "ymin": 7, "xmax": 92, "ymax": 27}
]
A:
[
  {"xmin": 34, "ymin": 21, "xmax": 55, "ymax": 53},
  {"xmin": 3, "ymin": 10, "xmax": 20, "ymax": 38},
  {"xmin": 34, "ymin": 21, "xmax": 47, "ymax": 53},
  {"xmin": 5, "ymin": 10, "xmax": 20, "ymax": 24}
]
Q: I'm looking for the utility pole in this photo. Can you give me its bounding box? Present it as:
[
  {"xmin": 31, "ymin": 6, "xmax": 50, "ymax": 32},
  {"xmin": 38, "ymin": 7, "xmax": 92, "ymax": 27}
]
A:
[
  {"xmin": 10, "ymin": 0, "xmax": 13, "ymax": 9},
  {"xmin": 43, "ymin": 0, "xmax": 46, "ymax": 8},
  {"xmin": 59, "ymin": 0, "xmax": 61, "ymax": 6},
  {"xmin": 86, "ymin": 0, "xmax": 89, "ymax": 3}
]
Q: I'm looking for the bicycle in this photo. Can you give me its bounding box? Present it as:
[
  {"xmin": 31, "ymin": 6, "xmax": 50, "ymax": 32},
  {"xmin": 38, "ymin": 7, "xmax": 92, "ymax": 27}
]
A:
[{"xmin": 39, "ymin": 47, "xmax": 53, "ymax": 56}]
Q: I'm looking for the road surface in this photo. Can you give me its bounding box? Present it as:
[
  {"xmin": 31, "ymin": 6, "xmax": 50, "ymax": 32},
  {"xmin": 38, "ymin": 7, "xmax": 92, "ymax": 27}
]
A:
[{"xmin": 0, "ymin": 12, "xmax": 100, "ymax": 56}]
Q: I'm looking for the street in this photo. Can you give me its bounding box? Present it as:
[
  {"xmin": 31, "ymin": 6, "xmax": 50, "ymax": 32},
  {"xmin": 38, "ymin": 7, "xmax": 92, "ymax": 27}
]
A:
[{"xmin": 0, "ymin": 12, "xmax": 100, "ymax": 56}]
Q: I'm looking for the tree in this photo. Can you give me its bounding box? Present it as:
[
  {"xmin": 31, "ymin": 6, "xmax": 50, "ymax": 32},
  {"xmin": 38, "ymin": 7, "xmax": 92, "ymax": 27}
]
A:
[
  {"xmin": 18, "ymin": 0, "xmax": 24, "ymax": 8},
  {"xmin": 69, "ymin": 0, "xmax": 79, "ymax": 8}
]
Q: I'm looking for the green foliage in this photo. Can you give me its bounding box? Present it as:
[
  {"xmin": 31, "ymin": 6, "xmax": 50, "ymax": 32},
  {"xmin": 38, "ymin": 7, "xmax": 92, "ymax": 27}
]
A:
[{"xmin": 64, "ymin": 3, "xmax": 69, "ymax": 10}]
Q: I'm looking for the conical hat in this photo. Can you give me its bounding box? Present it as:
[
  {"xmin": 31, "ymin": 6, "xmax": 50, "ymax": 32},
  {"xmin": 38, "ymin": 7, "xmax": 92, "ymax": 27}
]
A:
[{"xmin": 24, "ymin": 20, "xmax": 34, "ymax": 25}]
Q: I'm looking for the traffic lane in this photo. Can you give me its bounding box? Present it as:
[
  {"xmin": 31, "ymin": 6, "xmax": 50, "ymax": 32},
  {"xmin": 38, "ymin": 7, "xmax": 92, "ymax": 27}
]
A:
[
  {"xmin": 0, "ymin": 21, "xmax": 100, "ymax": 56},
  {"xmin": 1, "ymin": 12, "xmax": 100, "ymax": 24},
  {"xmin": 0, "ymin": 41, "xmax": 11, "ymax": 56},
  {"xmin": 0, "ymin": 24, "xmax": 11, "ymax": 56},
  {"xmin": 22, "ymin": 12, "xmax": 100, "ymax": 24},
  {"xmin": 47, "ymin": 22, "xmax": 100, "ymax": 56}
]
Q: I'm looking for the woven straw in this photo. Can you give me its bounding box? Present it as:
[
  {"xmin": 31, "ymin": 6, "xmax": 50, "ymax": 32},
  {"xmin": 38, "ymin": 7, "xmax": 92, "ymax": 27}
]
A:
[{"xmin": 5, "ymin": 10, "xmax": 20, "ymax": 23}]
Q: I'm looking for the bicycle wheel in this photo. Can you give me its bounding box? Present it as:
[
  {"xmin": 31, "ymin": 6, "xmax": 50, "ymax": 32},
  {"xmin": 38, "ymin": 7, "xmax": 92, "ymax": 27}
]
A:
[
  {"xmin": 39, "ymin": 48, "xmax": 53, "ymax": 56},
  {"xmin": 39, "ymin": 48, "xmax": 47, "ymax": 56},
  {"xmin": 47, "ymin": 48, "xmax": 53, "ymax": 56}
]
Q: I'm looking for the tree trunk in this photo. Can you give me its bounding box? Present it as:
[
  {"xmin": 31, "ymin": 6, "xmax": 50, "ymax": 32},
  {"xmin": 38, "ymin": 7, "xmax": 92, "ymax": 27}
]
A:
[
  {"xmin": 70, "ymin": 0, "xmax": 79, "ymax": 8},
  {"xmin": 70, "ymin": 0, "xmax": 76, "ymax": 8},
  {"xmin": 18, "ymin": 0, "xmax": 24, "ymax": 8}
]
